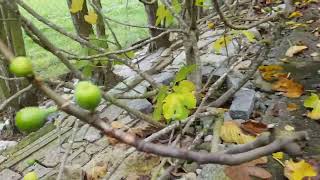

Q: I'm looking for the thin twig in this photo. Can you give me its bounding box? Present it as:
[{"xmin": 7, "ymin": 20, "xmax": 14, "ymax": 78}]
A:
[{"xmin": 0, "ymin": 84, "xmax": 33, "ymax": 111}]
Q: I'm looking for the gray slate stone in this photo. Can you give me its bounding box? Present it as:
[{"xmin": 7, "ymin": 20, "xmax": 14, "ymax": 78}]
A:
[
  {"xmin": 23, "ymin": 164, "xmax": 52, "ymax": 178},
  {"xmin": 0, "ymin": 169, "xmax": 21, "ymax": 180},
  {"xmin": 99, "ymin": 105, "xmax": 124, "ymax": 121},
  {"xmin": 0, "ymin": 141, "xmax": 17, "ymax": 151},
  {"xmin": 84, "ymin": 127, "xmax": 102, "ymax": 143},
  {"xmin": 75, "ymin": 124, "xmax": 90, "ymax": 142},
  {"xmin": 0, "ymin": 155, "xmax": 7, "ymax": 164},
  {"xmin": 153, "ymin": 71, "xmax": 174, "ymax": 85},
  {"xmin": 126, "ymin": 99, "xmax": 153, "ymax": 113},
  {"xmin": 229, "ymin": 88, "xmax": 256, "ymax": 120}
]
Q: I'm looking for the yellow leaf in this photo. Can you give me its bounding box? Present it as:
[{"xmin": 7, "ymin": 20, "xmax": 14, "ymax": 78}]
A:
[
  {"xmin": 84, "ymin": 10, "xmax": 98, "ymax": 24},
  {"xmin": 258, "ymin": 65, "xmax": 287, "ymax": 81},
  {"xmin": 213, "ymin": 35, "xmax": 232, "ymax": 53},
  {"xmin": 220, "ymin": 121, "xmax": 256, "ymax": 144},
  {"xmin": 285, "ymin": 21, "xmax": 307, "ymax": 29},
  {"xmin": 111, "ymin": 121, "xmax": 124, "ymax": 129},
  {"xmin": 241, "ymin": 30, "xmax": 256, "ymax": 42},
  {"xmin": 288, "ymin": 11, "xmax": 303, "ymax": 18},
  {"xmin": 304, "ymin": 93, "xmax": 320, "ymax": 120},
  {"xmin": 70, "ymin": 0, "xmax": 84, "ymax": 13},
  {"xmin": 284, "ymin": 125, "xmax": 295, "ymax": 131},
  {"xmin": 285, "ymin": 45, "xmax": 308, "ymax": 57},
  {"xmin": 272, "ymin": 152, "xmax": 284, "ymax": 160},
  {"xmin": 207, "ymin": 22, "xmax": 215, "ymax": 29},
  {"xmin": 284, "ymin": 160, "xmax": 317, "ymax": 180}
]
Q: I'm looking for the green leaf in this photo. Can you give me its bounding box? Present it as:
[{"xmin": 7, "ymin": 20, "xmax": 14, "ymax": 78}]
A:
[
  {"xmin": 172, "ymin": 0, "xmax": 182, "ymax": 13},
  {"xmin": 174, "ymin": 64, "xmax": 196, "ymax": 84},
  {"xmin": 153, "ymin": 86, "xmax": 169, "ymax": 121},
  {"xmin": 173, "ymin": 80, "xmax": 195, "ymax": 93},
  {"xmin": 156, "ymin": 4, "xmax": 174, "ymax": 26},
  {"xmin": 162, "ymin": 81, "xmax": 196, "ymax": 121},
  {"xmin": 213, "ymin": 35, "xmax": 233, "ymax": 53},
  {"xmin": 304, "ymin": 93, "xmax": 319, "ymax": 108},
  {"xmin": 82, "ymin": 65, "xmax": 93, "ymax": 78},
  {"xmin": 241, "ymin": 30, "xmax": 256, "ymax": 42},
  {"xmin": 195, "ymin": 0, "xmax": 205, "ymax": 6}
]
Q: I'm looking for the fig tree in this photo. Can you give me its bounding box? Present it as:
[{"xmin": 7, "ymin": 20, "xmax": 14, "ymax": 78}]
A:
[
  {"xmin": 9, "ymin": 56, "xmax": 34, "ymax": 77},
  {"xmin": 23, "ymin": 171, "xmax": 38, "ymax": 180},
  {"xmin": 75, "ymin": 81, "xmax": 102, "ymax": 111},
  {"xmin": 15, "ymin": 106, "xmax": 57, "ymax": 133}
]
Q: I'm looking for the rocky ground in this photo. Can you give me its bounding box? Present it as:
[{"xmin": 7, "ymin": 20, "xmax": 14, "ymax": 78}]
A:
[{"xmin": 1, "ymin": 2, "xmax": 320, "ymax": 180}]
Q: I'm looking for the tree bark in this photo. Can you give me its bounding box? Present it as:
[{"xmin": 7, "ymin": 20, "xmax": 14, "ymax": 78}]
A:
[
  {"xmin": 143, "ymin": 1, "xmax": 170, "ymax": 52},
  {"xmin": 67, "ymin": 0, "xmax": 94, "ymax": 39},
  {"xmin": 92, "ymin": 0, "xmax": 106, "ymax": 38}
]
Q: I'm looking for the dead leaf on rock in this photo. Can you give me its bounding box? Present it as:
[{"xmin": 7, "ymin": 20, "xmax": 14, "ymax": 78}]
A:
[
  {"xmin": 224, "ymin": 157, "xmax": 272, "ymax": 180},
  {"xmin": 284, "ymin": 159, "xmax": 317, "ymax": 180},
  {"xmin": 285, "ymin": 45, "xmax": 308, "ymax": 57},
  {"xmin": 86, "ymin": 162, "xmax": 108, "ymax": 180},
  {"xmin": 106, "ymin": 136, "xmax": 119, "ymax": 145},
  {"xmin": 220, "ymin": 121, "xmax": 256, "ymax": 144},
  {"xmin": 240, "ymin": 120, "xmax": 268, "ymax": 136},
  {"xmin": 287, "ymin": 103, "xmax": 298, "ymax": 111},
  {"xmin": 111, "ymin": 121, "xmax": 125, "ymax": 129},
  {"xmin": 272, "ymin": 78, "xmax": 304, "ymax": 98},
  {"xmin": 258, "ymin": 65, "xmax": 287, "ymax": 81}
]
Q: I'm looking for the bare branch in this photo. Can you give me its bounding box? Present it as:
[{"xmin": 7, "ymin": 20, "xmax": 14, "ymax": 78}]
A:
[{"xmin": 0, "ymin": 84, "xmax": 33, "ymax": 111}]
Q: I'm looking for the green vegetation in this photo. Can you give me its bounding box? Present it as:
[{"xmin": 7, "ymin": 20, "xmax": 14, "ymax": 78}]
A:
[{"xmin": 22, "ymin": 0, "xmax": 148, "ymax": 78}]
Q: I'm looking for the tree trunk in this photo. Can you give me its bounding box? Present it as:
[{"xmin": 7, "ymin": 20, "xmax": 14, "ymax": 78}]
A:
[
  {"xmin": 67, "ymin": 0, "xmax": 94, "ymax": 39},
  {"xmin": 0, "ymin": 1, "xmax": 38, "ymax": 109},
  {"xmin": 143, "ymin": 2, "xmax": 170, "ymax": 52},
  {"xmin": 183, "ymin": 0, "xmax": 202, "ymax": 92},
  {"xmin": 92, "ymin": 0, "xmax": 106, "ymax": 38}
]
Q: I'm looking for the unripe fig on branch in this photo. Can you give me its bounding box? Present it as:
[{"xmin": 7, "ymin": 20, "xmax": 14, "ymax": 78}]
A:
[
  {"xmin": 9, "ymin": 56, "xmax": 34, "ymax": 77},
  {"xmin": 15, "ymin": 106, "xmax": 57, "ymax": 133},
  {"xmin": 75, "ymin": 81, "xmax": 102, "ymax": 111},
  {"xmin": 23, "ymin": 171, "xmax": 38, "ymax": 180}
]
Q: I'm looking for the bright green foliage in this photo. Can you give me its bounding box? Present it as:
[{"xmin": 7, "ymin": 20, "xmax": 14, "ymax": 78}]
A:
[
  {"xmin": 153, "ymin": 86, "xmax": 169, "ymax": 121},
  {"xmin": 172, "ymin": 0, "xmax": 182, "ymax": 13},
  {"xmin": 156, "ymin": 4, "xmax": 173, "ymax": 26},
  {"xmin": 163, "ymin": 80, "xmax": 196, "ymax": 121},
  {"xmin": 75, "ymin": 81, "xmax": 102, "ymax": 111},
  {"xmin": 213, "ymin": 30, "xmax": 256, "ymax": 53},
  {"xmin": 25, "ymin": 159, "xmax": 36, "ymax": 166},
  {"xmin": 174, "ymin": 64, "xmax": 196, "ymax": 84},
  {"xmin": 304, "ymin": 93, "xmax": 320, "ymax": 120},
  {"xmin": 70, "ymin": 0, "xmax": 84, "ymax": 13},
  {"xmin": 195, "ymin": 0, "xmax": 205, "ymax": 6}
]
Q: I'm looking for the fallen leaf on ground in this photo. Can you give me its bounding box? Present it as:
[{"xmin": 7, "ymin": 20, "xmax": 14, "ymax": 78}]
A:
[
  {"xmin": 284, "ymin": 125, "xmax": 295, "ymax": 131},
  {"xmin": 287, "ymin": 103, "xmax": 298, "ymax": 111},
  {"xmin": 272, "ymin": 152, "xmax": 284, "ymax": 160},
  {"xmin": 111, "ymin": 121, "xmax": 125, "ymax": 129},
  {"xmin": 272, "ymin": 78, "xmax": 304, "ymax": 98},
  {"xmin": 220, "ymin": 121, "xmax": 256, "ymax": 144},
  {"xmin": 285, "ymin": 21, "xmax": 307, "ymax": 29},
  {"xmin": 311, "ymin": 52, "xmax": 319, "ymax": 57},
  {"xmin": 285, "ymin": 45, "xmax": 308, "ymax": 57},
  {"xmin": 207, "ymin": 21, "xmax": 215, "ymax": 29},
  {"xmin": 225, "ymin": 157, "xmax": 272, "ymax": 180},
  {"xmin": 86, "ymin": 162, "xmax": 108, "ymax": 180},
  {"xmin": 258, "ymin": 65, "xmax": 287, "ymax": 81},
  {"xmin": 284, "ymin": 159, "xmax": 317, "ymax": 180},
  {"xmin": 288, "ymin": 11, "xmax": 303, "ymax": 18},
  {"xmin": 304, "ymin": 93, "xmax": 320, "ymax": 120},
  {"xmin": 240, "ymin": 120, "xmax": 268, "ymax": 136}
]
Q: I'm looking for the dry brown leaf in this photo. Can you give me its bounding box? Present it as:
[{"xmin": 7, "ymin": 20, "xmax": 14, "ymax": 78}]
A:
[
  {"xmin": 224, "ymin": 157, "xmax": 272, "ymax": 180},
  {"xmin": 107, "ymin": 136, "xmax": 119, "ymax": 145},
  {"xmin": 240, "ymin": 120, "xmax": 268, "ymax": 136},
  {"xmin": 272, "ymin": 78, "xmax": 304, "ymax": 98},
  {"xmin": 86, "ymin": 162, "xmax": 108, "ymax": 180},
  {"xmin": 111, "ymin": 121, "xmax": 125, "ymax": 129},
  {"xmin": 220, "ymin": 121, "xmax": 256, "ymax": 144},
  {"xmin": 287, "ymin": 103, "xmax": 298, "ymax": 111},
  {"xmin": 285, "ymin": 45, "xmax": 308, "ymax": 57},
  {"xmin": 258, "ymin": 65, "xmax": 287, "ymax": 81}
]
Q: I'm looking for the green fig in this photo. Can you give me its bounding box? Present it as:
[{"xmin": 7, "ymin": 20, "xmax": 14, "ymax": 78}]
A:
[
  {"xmin": 75, "ymin": 81, "xmax": 102, "ymax": 111},
  {"xmin": 9, "ymin": 57, "xmax": 34, "ymax": 77},
  {"xmin": 23, "ymin": 171, "xmax": 38, "ymax": 180},
  {"xmin": 25, "ymin": 159, "xmax": 36, "ymax": 166},
  {"xmin": 15, "ymin": 106, "xmax": 57, "ymax": 133}
]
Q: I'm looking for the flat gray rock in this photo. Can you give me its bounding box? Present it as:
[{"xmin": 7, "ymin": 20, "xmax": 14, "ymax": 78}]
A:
[
  {"xmin": 126, "ymin": 99, "xmax": 153, "ymax": 114},
  {"xmin": 0, "ymin": 169, "xmax": 21, "ymax": 180},
  {"xmin": 84, "ymin": 127, "xmax": 102, "ymax": 143},
  {"xmin": 229, "ymin": 88, "xmax": 256, "ymax": 120},
  {"xmin": 100, "ymin": 105, "xmax": 124, "ymax": 121}
]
